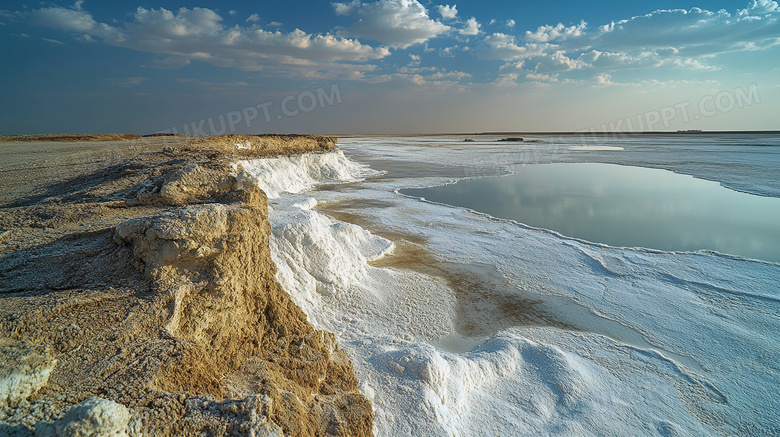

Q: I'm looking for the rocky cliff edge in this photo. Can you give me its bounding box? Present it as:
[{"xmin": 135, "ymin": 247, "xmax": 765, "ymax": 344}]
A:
[{"xmin": 0, "ymin": 135, "xmax": 373, "ymax": 436}]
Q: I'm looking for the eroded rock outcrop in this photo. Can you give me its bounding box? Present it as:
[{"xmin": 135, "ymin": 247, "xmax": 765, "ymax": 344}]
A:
[
  {"xmin": 115, "ymin": 188, "xmax": 372, "ymax": 435},
  {"xmin": 0, "ymin": 135, "xmax": 372, "ymax": 436}
]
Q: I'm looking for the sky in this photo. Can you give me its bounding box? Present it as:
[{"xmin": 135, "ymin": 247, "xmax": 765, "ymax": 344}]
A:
[{"xmin": 0, "ymin": 0, "xmax": 778, "ymax": 134}]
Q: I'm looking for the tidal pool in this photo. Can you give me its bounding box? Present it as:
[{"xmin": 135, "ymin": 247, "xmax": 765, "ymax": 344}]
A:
[{"xmin": 402, "ymin": 163, "xmax": 780, "ymax": 263}]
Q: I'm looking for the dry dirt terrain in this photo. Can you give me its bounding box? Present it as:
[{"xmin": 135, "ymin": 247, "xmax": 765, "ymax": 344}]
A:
[{"xmin": 0, "ymin": 134, "xmax": 373, "ymax": 436}]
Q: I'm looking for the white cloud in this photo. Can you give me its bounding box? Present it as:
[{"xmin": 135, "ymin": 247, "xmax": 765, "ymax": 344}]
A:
[
  {"xmin": 429, "ymin": 70, "xmax": 470, "ymax": 81},
  {"xmin": 479, "ymin": 33, "xmax": 550, "ymax": 60},
  {"xmin": 333, "ymin": 2, "xmax": 357, "ymax": 15},
  {"xmin": 148, "ymin": 55, "xmax": 191, "ymax": 69},
  {"xmin": 32, "ymin": 7, "xmax": 111, "ymax": 34},
  {"xmin": 20, "ymin": 1, "xmax": 780, "ymax": 85},
  {"xmin": 491, "ymin": 43, "xmax": 586, "ymax": 74},
  {"xmin": 478, "ymin": 3, "xmax": 780, "ymax": 75},
  {"xmin": 526, "ymin": 72, "xmax": 559, "ymax": 82},
  {"xmin": 592, "ymin": 5, "xmax": 780, "ymax": 57},
  {"xmin": 583, "ymin": 50, "xmax": 664, "ymax": 70},
  {"xmin": 1, "ymin": 11, "xmax": 20, "ymax": 26},
  {"xmin": 363, "ymin": 66, "xmax": 470, "ymax": 86},
  {"xmin": 595, "ymin": 73, "xmax": 613, "ymax": 85},
  {"xmin": 42, "ymin": 37, "xmax": 65, "ymax": 45},
  {"xmin": 228, "ymin": 10, "xmax": 237, "ymax": 16},
  {"xmin": 525, "ymin": 21, "xmax": 587, "ymax": 42},
  {"xmin": 438, "ymin": 5, "xmax": 457, "ymax": 20},
  {"xmin": 129, "ymin": 7, "xmax": 223, "ymax": 37},
  {"xmin": 530, "ymin": 51, "xmax": 587, "ymax": 72},
  {"xmin": 332, "ymin": 0, "xmax": 450, "ymax": 48},
  {"xmin": 459, "ymin": 17, "xmax": 480, "ymax": 36},
  {"xmin": 669, "ymin": 57, "xmax": 721, "ymax": 71},
  {"xmin": 738, "ymin": 0, "xmax": 779, "ymax": 17},
  {"xmin": 28, "ymin": 5, "xmax": 390, "ymax": 76},
  {"xmin": 590, "ymin": 75, "xmax": 721, "ymax": 89},
  {"xmin": 493, "ymin": 72, "xmax": 519, "ymax": 87},
  {"xmin": 439, "ymin": 44, "xmax": 462, "ymax": 57},
  {"xmin": 30, "ymin": 6, "xmax": 125, "ymax": 41}
]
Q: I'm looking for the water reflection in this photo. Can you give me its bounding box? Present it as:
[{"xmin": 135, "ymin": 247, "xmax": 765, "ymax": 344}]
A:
[
  {"xmin": 317, "ymin": 196, "xmax": 705, "ymax": 368},
  {"xmin": 402, "ymin": 163, "xmax": 780, "ymax": 262}
]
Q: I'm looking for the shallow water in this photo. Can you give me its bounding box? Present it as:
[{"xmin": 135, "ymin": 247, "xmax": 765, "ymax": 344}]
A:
[{"xmin": 403, "ymin": 162, "xmax": 780, "ymax": 262}]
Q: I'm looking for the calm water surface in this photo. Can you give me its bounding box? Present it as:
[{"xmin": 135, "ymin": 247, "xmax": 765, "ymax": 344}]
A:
[{"xmin": 402, "ymin": 163, "xmax": 780, "ymax": 262}]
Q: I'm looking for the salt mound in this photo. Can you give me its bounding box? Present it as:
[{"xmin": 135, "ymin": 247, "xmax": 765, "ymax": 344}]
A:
[
  {"xmin": 238, "ymin": 151, "xmax": 393, "ymax": 323},
  {"xmin": 269, "ymin": 197, "xmax": 394, "ymax": 325},
  {"xmin": 238, "ymin": 150, "xmax": 371, "ymax": 198}
]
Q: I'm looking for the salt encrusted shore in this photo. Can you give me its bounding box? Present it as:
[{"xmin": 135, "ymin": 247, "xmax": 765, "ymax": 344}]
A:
[{"xmin": 0, "ymin": 134, "xmax": 373, "ymax": 436}]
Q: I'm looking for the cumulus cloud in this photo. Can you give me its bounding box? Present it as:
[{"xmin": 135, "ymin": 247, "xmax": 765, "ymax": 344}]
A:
[
  {"xmin": 530, "ymin": 51, "xmax": 587, "ymax": 72},
  {"xmin": 28, "ymin": 5, "xmax": 390, "ymax": 76},
  {"xmin": 478, "ymin": 2, "xmax": 780, "ymax": 74},
  {"xmin": 19, "ymin": 1, "xmax": 780, "ymax": 84},
  {"xmin": 459, "ymin": 17, "xmax": 480, "ymax": 36},
  {"xmin": 479, "ymin": 33, "xmax": 550, "ymax": 60},
  {"xmin": 438, "ymin": 5, "xmax": 457, "ymax": 20},
  {"xmin": 595, "ymin": 73, "xmax": 613, "ymax": 85},
  {"xmin": 740, "ymin": 0, "xmax": 779, "ymax": 15},
  {"xmin": 332, "ymin": 0, "xmax": 450, "ymax": 48},
  {"xmin": 526, "ymin": 72, "xmax": 559, "ymax": 82},
  {"xmin": 580, "ymin": 50, "xmax": 665, "ymax": 70},
  {"xmin": 525, "ymin": 21, "xmax": 587, "ymax": 42},
  {"xmin": 129, "ymin": 7, "xmax": 223, "ymax": 38},
  {"xmin": 31, "ymin": 6, "xmax": 125, "ymax": 41}
]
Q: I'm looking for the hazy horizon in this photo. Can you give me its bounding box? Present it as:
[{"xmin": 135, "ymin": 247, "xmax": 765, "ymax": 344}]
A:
[{"xmin": 1, "ymin": 0, "xmax": 779, "ymax": 135}]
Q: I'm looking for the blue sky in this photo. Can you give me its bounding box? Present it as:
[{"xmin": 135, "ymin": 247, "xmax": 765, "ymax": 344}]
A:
[{"xmin": 1, "ymin": 0, "xmax": 778, "ymax": 134}]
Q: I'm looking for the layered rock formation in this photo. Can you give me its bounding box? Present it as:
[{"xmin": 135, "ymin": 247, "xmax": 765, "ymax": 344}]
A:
[{"xmin": 0, "ymin": 135, "xmax": 373, "ymax": 436}]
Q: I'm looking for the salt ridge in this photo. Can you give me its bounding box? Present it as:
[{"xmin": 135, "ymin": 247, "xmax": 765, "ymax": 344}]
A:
[{"xmin": 238, "ymin": 150, "xmax": 373, "ymax": 198}]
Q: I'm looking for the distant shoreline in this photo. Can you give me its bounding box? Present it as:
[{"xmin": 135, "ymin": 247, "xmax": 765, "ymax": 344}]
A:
[
  {"xmin": 2, "ymin": 131, "xmax": 778, "ymax": 143},
  {"xmin": 331, "ymin": 130, "xmax": 780, "ymax": 138}
]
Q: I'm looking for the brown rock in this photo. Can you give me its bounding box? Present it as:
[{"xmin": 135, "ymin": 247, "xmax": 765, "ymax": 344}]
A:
[{"xmin": 0, "ymin": 135, "xmax": 372, "ymax": 436}]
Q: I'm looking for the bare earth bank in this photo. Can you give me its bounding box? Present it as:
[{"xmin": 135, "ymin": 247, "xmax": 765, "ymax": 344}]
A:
[{"xmin": 0, "ymin": 135, "xmax": 373, "ymax": 436}]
